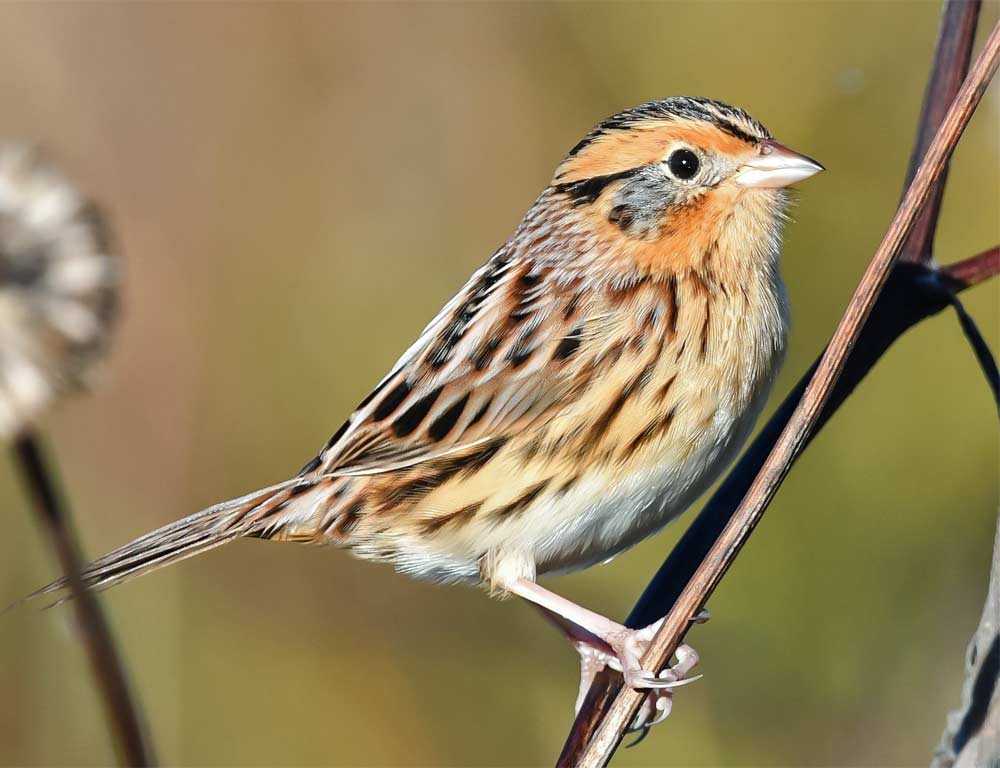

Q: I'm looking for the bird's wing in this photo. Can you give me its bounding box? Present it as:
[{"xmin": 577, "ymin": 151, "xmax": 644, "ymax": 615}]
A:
[{"xmin": 311, "ymin": 246, "xmax": 607, "ymax": 477}]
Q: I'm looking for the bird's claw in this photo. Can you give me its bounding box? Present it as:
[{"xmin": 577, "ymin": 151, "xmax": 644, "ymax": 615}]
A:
[
  {"xmin": 626, "ymin": 643, "xmax": 701, "ymax": 737},
  {"xmin": 572, "ymin": 628, "xmax": 701, "ymax": 735}
]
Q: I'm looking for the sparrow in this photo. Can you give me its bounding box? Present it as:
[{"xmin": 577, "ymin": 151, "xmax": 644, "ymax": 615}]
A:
[{"xmin": 28, "ymin": 96, "xmax": 823, "ymax": 729}]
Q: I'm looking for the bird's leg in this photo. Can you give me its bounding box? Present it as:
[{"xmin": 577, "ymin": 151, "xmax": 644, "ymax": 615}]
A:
[
  {"xmin": 527, "ymin": 603, "xmax": 616, "ymax": 707},
  {"xmin": 530, "ymin": 600, "xmax": 702, "ymax": 732},
  {"xmin": 505, "ymin": 577, "xmax": 702, "ymax": 700}
]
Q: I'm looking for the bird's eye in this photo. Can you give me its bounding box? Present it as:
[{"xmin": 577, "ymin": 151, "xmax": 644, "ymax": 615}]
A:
[{"xmin": 667, "ymin": 149, "xmax": 700, "ymax": 180}]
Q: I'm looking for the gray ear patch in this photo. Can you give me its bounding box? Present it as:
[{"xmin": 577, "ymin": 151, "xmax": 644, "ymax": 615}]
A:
[{"xmin": 607, "ymin": 166, "xmax": 679, "ymax": 237}]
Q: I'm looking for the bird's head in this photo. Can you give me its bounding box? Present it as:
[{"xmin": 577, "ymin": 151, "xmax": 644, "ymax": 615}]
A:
[{"xmin": 548, "ymin": 97, "xmax": 823, "ymax": 275}]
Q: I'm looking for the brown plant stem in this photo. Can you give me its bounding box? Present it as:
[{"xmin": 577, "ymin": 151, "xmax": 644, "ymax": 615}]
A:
[
  {"xmin": 14, "ymin": 432, "xmax": 156, "ymax": 766},
  {"xmin": 565, "ymin": 18, "xmax": 1000, "ymax": 767},
  {"xmin": 942, "ymin": 246, "xmax": 1000, "ymax": 289},
  {"xmin": 901, "ymin": 0, "xmax": 982, "ymax": 263}
]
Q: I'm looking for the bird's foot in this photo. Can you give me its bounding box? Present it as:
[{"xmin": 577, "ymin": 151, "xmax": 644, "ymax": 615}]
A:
[
  {"xmin": 504, "ymin": 577, "xmax": 707, "ymax": 733},
  {"xmin": 572, "ymin": 633, "xmax": 701, "ymax": 734}
]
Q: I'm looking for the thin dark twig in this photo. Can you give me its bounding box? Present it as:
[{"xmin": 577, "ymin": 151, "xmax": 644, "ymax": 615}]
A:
[
  {"xmin": 938, "ymin": 244, "xmax": 999, "ymax": 423},
  {"xmin": 941, "ymin": 245, "xmax": 1000, "ymax": 288},
  {"xmin": 14, "ymin": 432, "xmax": 156, "ymax": 766},
  {"xmin": 947, "ymin": 296, "xmax": 1000, "ymax": 408},
  {"xmin": 558, "ymin": 1, "xmax": 989, "ymax": 758},
  {"xmin": 571, "ymin": 22, "xmax": 1000, "ymax": 766},
  {"xmin": 901, "ymin": 0, "xmax": 982, "ymax": 263}
]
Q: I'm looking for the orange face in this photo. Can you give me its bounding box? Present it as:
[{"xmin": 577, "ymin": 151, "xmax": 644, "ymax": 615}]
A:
[
  {"xmin": 549, "ymin": 119, "xmax": 767, "ymax": 276},
  {"xmin": 542, "ymin": 100, "xmax": 821, "ymax": 278}
]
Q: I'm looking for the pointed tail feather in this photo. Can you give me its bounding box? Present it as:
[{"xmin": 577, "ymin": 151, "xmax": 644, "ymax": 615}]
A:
[{"xmin": 19, "ymin": 479, "xmax": 305, "ymax": 608}]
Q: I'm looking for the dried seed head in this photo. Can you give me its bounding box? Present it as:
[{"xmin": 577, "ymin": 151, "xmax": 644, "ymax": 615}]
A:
[{"xmin": 0, "ymin": 144, "xmax": 118, "ymax": 438}]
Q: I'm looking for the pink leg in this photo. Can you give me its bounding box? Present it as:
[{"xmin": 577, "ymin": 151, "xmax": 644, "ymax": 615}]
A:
[
  {"xmin": 505, "ymin": 577, "xmax": 699, "ymax": 691},
  {"xmin": 522, "ymin": 582, "xmax": 703, "ymax": 733}
]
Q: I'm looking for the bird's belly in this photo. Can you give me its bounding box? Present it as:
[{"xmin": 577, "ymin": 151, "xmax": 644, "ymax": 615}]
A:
[
  {"xmin": 528, "ymin": 391, "xmax": 764, "ymax": 577},
  {"xmin": 371, "ymin": 381, "xmax": 769, "ymax": 587}
]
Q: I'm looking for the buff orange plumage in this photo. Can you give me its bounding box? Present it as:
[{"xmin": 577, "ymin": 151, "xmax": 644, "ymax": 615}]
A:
[{"xmin": 28, "ymin": 96, "xmax": 823, "ymax": 732}]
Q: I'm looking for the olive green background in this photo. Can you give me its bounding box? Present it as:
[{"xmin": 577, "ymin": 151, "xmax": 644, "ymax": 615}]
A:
[{"xmin": 0, "ymin": 2, "xmax": 997, "ymax": 766}]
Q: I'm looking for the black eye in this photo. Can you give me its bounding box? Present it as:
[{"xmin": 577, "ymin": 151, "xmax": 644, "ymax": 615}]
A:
[{"xmin": 667, "ymin": 149, "xmax": 700, "ymax": 180}]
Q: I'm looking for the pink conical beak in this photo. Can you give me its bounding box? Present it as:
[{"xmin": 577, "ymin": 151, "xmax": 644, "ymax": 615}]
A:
[{"xmin": 735, "ymin": 140, "xmax": 825, "ymax": 189}]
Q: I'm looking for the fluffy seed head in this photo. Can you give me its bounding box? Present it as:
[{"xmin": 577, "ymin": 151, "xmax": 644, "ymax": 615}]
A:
[{"xmin": 0, "ymin": 144, "xmax": 118, "ymax": 438}]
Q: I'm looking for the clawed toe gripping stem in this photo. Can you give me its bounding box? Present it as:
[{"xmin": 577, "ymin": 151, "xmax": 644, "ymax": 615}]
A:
[{"xmin": 509, "ymin": 576, "xmax": 707, "ymax": 731}]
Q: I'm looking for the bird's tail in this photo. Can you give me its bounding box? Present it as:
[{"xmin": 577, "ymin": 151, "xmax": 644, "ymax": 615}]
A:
[{"xmin": 21, "ymin": 477, "xmax": 318, "ymax": 607}]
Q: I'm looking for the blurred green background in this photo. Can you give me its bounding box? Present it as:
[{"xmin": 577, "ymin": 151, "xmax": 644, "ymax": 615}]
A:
[{"xmin": 1, "ymin": 2, "xmax": 998, "ymax": 766}]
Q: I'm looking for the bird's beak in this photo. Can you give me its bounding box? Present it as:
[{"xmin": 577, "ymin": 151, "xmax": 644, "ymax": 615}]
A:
[{"xmin": 734, "ymin": 140, "xmax": 825, "ymax": 189}]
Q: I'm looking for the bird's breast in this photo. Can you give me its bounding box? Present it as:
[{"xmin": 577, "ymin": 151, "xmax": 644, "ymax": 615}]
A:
[
  {"xmin": 525, "ymin": 275, "xmax": 787, "ymax": 576},
  {"xmin": 343, "ymin": 259, "xmax": 789, "ymax": 588}
]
